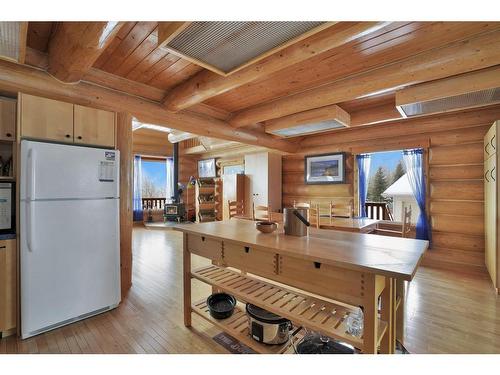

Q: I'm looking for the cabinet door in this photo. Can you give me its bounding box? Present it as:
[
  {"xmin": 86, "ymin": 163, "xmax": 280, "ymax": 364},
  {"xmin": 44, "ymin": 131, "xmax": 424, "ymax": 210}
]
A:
[
  {"xmin": 20, "ymin": 94, "xmax": 74, "ymax": 142},
  {"xmin": 244, "ymin": 153, "xmax": 268, "ymax": 214},
  {"xmin": 74, "ymin": 105, "xmax": 115, "ymax": 147},
  {"xmin": 0, "ymin": 98, "xmax": 16, "ymax": 141},
  {"xmin": 485, "ymin": 156, "xmax": 497, "ymax": 287},
  {"xmin": 0, "ymin": 240, "xmax": 16, "ymax": 333}
]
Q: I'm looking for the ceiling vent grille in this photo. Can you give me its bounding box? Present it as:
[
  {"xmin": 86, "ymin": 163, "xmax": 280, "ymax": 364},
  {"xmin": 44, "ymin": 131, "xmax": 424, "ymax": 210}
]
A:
[
  {"xmin": 398, "ymin": 88, "xmax": 500, "ymax": 117},
  {"xmin": 161, "ymin": 21, "xmax": 326, "ymax": 75},
  {"xmin": 396, "ymin": 66, "xmax": 500, "ymax": 117},
  {"xmin": 0, "ymin": 22, "xmax": 21, "ymax": 62}
]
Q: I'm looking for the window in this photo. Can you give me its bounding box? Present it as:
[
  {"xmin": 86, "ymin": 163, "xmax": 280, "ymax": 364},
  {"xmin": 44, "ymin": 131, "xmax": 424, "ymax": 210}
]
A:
[{"xmin": 141, "ymin": 159, "xmax": 167, "ymax": 198}]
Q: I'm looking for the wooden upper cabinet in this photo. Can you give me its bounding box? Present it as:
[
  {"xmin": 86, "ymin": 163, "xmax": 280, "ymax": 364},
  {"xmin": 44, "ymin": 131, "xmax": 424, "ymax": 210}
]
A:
[
  {"xmin": 74, "ymin": 105, "xmax": 115, "ymax": 148},
  {"xmin": 0, "ymin": 97, "xmax": 16, "ymax": 142},
  {"xmin": 20, "ymin": 93, "xmax": 74, "ymax": 142}
]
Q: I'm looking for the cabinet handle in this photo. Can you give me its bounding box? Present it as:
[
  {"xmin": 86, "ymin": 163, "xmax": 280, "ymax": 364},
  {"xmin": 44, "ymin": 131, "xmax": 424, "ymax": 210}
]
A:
[
  {"xmin": 485, "ymin": 171, "xmax": 490, "ymax": 182},
  {"xmin": 314, "ymin": 262, "xmax": 322, "ymax": 269},
  {"xmin": 201, "ymin": 236, "xmax": 205, "ymax": 242},
  {"xmin": 492, "ymin": 166, "xmax": 496, "ymax": 182},
  {"xmin": 5, "ymin": 133, "xmax": 11, "ymax": 137},
  {"xmin": 0, "ymin": 245, "xmax": 6, "ymax": 249},
  {"xmin": 492, "ymin": 135, "xmax": 496, "ymax": 151},
  {"xmin": 244, "ymin": 246, "xmax": 250, "ymax": 253},
  {"xmin": 77, "ymin": 136, "xmax": 82, "ymax": 140},
  {"xmin": 65, "ymin": 134, "xmax": 71, "ymax": 138}
]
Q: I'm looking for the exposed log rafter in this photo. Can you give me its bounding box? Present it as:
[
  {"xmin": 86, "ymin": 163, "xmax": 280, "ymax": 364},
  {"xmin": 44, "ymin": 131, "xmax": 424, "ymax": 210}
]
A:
[
  {"xmin": 229, "ymin": 30, "xmax": 500, "ymax": 128},
  {"xmin": 47, "ymin": 22, "xmax": 124, "ymax": 83},
  {"xmin": 161, "ymin": 22, "xmax": 390, "ymax": 112},
  {"xmin": 0, "ymin": 58, "xmax": 297, "ymax": 153}
]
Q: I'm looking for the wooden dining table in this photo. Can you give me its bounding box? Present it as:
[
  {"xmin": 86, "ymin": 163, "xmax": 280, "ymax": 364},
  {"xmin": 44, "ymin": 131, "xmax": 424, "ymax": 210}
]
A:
[{"xmin": 318, "ymin": 216, "xmax": 380, "ymax": 233}]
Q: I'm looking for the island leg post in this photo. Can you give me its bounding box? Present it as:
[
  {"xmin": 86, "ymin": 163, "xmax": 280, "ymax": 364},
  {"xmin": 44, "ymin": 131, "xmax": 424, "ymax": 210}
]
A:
[
  {"xmin": 380, "ymin": 277, "xmax": 395, "ymax": 354},
  {"xmin": 362, "ymin": 274, "xmax": 379, "ymax": 354},
  {"xmin": 183, "ymin": 233, "xmax": 192, "ymax": 327},
  {"xmin": 396, "ymin": 279, "xmax": 405, "ymax": 344}
]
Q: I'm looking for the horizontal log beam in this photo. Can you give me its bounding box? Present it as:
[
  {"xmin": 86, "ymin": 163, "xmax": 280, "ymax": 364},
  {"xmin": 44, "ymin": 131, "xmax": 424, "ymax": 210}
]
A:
[
  {"xmin": 162, "ymin": 22, "xmax": 389, "ymax": 111},
  {"xmin": 48, "ymin": 22, "xmax": 124, "ymax": 83},
  {"xmin": 0, "ymin": 59, "xmax": 297, "ymax": 153},
  {"xmin": 229, "ymin": 30, "xmax": 500, "ymax": 128}
]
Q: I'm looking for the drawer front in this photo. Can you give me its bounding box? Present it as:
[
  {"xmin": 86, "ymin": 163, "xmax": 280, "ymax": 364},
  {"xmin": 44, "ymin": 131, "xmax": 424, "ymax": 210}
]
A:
[
  {"xmin": 277, "ymin": 255, "xmax": 365, "ymax": 306},
  {"xmin": 484, "ymin": 123, "xmax": 497, "ymax": 159},
  {"xmin": 223, "ymin": 243, "xmax": 277, "ymax": 276},
  {"xmin": 187, "ymin": 234, "xmax": 222, "ymax": 261}
]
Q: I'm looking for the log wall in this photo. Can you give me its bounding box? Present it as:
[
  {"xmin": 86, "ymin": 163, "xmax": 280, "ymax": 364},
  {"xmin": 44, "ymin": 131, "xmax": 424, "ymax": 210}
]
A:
[{"xmin": 289, "ymin": 105, "xmax": 500, "ymax": 273}]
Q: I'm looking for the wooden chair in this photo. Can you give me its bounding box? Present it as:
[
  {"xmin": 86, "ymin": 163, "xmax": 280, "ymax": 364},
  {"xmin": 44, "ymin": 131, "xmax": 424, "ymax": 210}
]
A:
[
  {"xmin": 308, "ymin": 204, "xmax": 321, "ymax": 229},
  {"xmin": 401, "ymin": 205, "xmax": 412, "ymax": 238},
  {"xmin": 293, "ymin": 200, "xmax": 311, "ymax": 208},
  {"xmin": 269, "ymin": 212, "xmax": 283, "ymax": 223},
  {"xmin": 228, "ymin": 200, "xmax": 245, "ymax": 219},
  {"xmin": 329, "ymin": 200, "xmax": 354, "ymax": 219},
  {"xmin": 252, "ymin": 203, "xmax": 270, "ymax": 221}
]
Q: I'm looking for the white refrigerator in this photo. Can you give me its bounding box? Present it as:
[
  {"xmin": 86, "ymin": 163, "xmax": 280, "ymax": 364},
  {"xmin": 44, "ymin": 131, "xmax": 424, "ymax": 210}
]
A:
[{"xmin": 20, "ymin": 140, "xmax": 121, "ymax": 339}]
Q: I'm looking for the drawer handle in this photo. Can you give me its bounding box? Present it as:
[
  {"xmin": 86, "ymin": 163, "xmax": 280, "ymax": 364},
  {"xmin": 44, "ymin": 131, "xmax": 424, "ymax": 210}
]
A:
[
  {"xmin": 77, "ymin": 136, "xmax": 82, "ymax": 140},
  {"xmin": 0, "ymin": 245, "xmax": 6, "ymax": 249},
  {"xmin": 244, "ymin": 246, "xmax": 250, "ymax": 253},
  {"xmin": 6, "ymin": 133, "xmax": 12, "ymax": 137},
  {"xmin": 65, "ymin": 134, "xmax": 71, "ymax": 138},
  {"xmin": 314, "ymin": 262, "xmax": 321, "ymax": 269},
  {"xmin": 201, "ymin": 236, "xmax": 205, "ymax": 242},
  {"xmin": 492, "ymin": 166, "xmax": 496, "ymax": 181}
]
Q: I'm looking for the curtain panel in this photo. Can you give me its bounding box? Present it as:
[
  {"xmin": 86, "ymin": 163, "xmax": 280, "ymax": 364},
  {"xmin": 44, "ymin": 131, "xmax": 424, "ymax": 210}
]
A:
[
  {"xmin": 133, "ymin": 155, "xmax": 143, "ymax": 221},
  {"xmin": 166, "ymin": 157, "xmax": 174, "ymax": 202},
  {"xmin": 402, "ymin": 149, "xmax": 431, "ymax": 242},
  {"xmin": 356, "ymin": 154, "xmax": 371, "ymax": 218}
]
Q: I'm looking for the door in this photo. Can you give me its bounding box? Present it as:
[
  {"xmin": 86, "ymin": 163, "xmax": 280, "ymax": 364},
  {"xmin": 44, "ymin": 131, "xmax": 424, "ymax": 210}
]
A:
[
  {"xmin": 20, "ymin": 199, "xmax": 120, "ymax": 338},
  {"xmin": 0, "ymin": 239, "xmax": 16, "ymax": 332},
  {"xmin": 20, "ymin": 140, "xmax": 120, "ymax": 200},
  {"xmin": 485, "ymin": 155, "xmax": 497, "ymax": 286},
  {"xmin": 20, "ymin": 94, "xmax": 74, "ymax": 143},
  {"xmin": 74, "ymin": 105, "xmax": 115, "ymax": 148},
  {"xmin": 0, "ymin": 97, "xmax": 16, "ymax": 141},
  {"xmin": 244, "ymin": 153, "xmax": 268, "ymax": 215}
]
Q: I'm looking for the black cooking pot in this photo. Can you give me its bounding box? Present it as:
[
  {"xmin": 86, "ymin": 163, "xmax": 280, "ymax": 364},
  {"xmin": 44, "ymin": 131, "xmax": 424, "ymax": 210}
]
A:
[{"xmin": 206, "ymin": 293, "xmax": 236, "ymax": 319}]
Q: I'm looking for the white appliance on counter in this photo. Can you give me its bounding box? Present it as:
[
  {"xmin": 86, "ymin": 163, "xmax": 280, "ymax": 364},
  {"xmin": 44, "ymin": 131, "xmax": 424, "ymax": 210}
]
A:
[{"xmin": 20, "ymin": 140, "xmax": 121, "ymax": 339}]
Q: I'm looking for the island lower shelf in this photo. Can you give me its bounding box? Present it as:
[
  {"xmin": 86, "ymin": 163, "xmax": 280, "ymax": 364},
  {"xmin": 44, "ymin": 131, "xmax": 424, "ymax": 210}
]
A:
[{"xmin": 191, "ymin": 264, "xmax": 387, "ymax": 352}]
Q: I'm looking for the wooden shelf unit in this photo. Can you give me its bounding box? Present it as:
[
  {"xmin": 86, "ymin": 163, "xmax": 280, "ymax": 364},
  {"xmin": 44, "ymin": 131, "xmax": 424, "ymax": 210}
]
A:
[
  {"xmin": 195, "ymin": 178, "xmax": 219, "ymax": 222},
  {"xmin": 192, "ymin": 264, "xmax": 387, "ymax": 352}
]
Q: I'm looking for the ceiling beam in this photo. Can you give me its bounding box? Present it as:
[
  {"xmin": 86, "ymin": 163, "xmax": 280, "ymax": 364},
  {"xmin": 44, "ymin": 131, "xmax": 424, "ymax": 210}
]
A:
[
  {"xmin": 229, "ymin": 29, "xmax": 500, "ymax": 128},
  {"xmin": 18, "ymin": 22, "xmax": 28, "ymax": 64},
  {"xmin": 264, "ymin": 104, "xmax": 350, "ymax": 133},
  {"xmin": 161, "ymin": 22, "xmax": 390, "ymax": 112},
  {"xmin": 349, "ymin": 101, "xmax": 402, "ymax": 127},
  {"xmin": 0, "ymin": 58, "xmax": 297, "ymax": 153},
  {"xmin": 47, "ymin": 22, "xmax": 124, "ymax": 83}
]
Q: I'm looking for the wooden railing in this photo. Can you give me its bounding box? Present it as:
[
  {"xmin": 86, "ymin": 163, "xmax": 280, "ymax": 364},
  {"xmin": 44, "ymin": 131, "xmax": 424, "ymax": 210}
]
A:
[
  {"xmin": 365, "ymin": 202, "xmax": 393, "ymax": 221},
  {"xmin": 142, "ymin": 197, "xmax": 166, "ymax": 210}
]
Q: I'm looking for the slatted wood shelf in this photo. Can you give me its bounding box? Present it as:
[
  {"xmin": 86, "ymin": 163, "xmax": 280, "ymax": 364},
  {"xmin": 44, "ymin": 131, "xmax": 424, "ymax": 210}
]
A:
[
  {"xmin": 192, "ymin": 265, "xmax": 387, "ymax": 351},
  {"xmin": 192, "ymin": 299, "xmax": 303, "ymax": 354}
]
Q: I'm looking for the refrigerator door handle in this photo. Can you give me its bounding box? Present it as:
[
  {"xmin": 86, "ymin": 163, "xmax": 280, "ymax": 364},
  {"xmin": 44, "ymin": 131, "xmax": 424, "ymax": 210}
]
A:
[{"xmin": 26, "ymin": 147, "xmax": 36, "ymax": 252}]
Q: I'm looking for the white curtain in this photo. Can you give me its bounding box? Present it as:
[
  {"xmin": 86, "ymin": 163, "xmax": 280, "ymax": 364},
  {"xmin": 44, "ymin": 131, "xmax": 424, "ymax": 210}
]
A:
[
  {"xmin": 165, "ymin": 157, "xmax": 174, "ymax": 202},
  {"xmin": 133, "ymin": 155, "xmax": 143, "ymax": 221}
]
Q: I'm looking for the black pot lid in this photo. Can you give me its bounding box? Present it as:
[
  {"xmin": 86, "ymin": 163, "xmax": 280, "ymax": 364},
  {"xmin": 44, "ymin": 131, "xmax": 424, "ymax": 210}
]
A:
[
  {"xmin": 246, "ymin": 303, "xmax": 290, "ymax": 324},
  {"xmin": 296, "ymin": 332, "xmax": 355, "ymax": 354}
]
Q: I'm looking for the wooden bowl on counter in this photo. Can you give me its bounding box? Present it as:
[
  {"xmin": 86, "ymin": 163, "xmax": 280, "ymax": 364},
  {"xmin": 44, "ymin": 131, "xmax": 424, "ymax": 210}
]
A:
[{"xmin": 255, "ymin": 221, "xmax": 278, "ymax": 233}]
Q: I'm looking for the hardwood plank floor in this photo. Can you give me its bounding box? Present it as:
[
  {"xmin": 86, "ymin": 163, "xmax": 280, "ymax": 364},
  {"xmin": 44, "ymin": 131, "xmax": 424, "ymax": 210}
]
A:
[{"xmin": 1, "ymin": 226, "xmax": 499, "ymax": 354}]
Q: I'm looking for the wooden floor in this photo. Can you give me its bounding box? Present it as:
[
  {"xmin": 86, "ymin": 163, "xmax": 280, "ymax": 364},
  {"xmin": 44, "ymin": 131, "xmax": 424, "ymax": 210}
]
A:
[{"xmin": 1, "ymin": 226, "xmax": 500, "ymax": 354}]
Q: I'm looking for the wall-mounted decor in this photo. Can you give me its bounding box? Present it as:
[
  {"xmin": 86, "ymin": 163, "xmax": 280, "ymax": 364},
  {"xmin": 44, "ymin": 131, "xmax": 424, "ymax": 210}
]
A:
[
  {"xmin": 305, "ymin": 152, "xmax": 346, "ymax": 184},
  {"xmin": 198, "ymin": 158, "xmax": 217, "ymax": 178}
]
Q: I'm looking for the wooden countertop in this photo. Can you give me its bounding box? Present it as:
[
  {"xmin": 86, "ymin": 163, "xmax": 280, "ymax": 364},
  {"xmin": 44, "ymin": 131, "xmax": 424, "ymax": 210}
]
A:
[{"xmin": 174, "ymin": 219, "xmax": 428, "ymax": 281}]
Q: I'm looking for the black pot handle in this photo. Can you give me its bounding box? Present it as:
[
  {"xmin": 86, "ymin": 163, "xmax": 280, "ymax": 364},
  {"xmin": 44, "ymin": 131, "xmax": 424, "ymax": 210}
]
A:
[{"xmin": 293, "ymin": 210, "xmax": 310, "ymax": 227}]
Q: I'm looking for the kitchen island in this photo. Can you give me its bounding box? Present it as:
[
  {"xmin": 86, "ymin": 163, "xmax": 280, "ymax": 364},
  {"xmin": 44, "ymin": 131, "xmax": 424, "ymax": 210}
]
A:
[{"xmin": 174, "ymin": 219, "xmax": 428, "ymax": 354}]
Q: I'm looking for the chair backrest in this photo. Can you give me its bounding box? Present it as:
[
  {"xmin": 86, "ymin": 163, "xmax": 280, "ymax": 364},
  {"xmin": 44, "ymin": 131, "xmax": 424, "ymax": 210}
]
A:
[
  {"xmin": 228, "ymin": 200, "xmax": 244, "ymax": 219},
  {"xmin": 330, "ymin": 200, "xmax": 354, "ymax": 219},
  {"xmin": 401, "ymin": 203, "xmax": 412, "ymax": 238},
  {"xmin": 308, "ymin": 204, "xmax": 321, "ymax": 229},
  {"xmin": 293, "ymin": 200, "xmax": 311, "ymax": 208},
  {"xmin": 253, "ymin": 203, "xmax": 269, "ymax": 221},
  {"xmin": 269, "ymin": 211, "xmax": 283, "ymax": 223}
]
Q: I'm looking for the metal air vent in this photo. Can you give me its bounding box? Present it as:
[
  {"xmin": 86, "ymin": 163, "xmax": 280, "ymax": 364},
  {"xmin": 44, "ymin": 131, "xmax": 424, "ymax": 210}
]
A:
[
  {"xmin": 0, "ymin": 22, "xmax": 22, "ymax": 62},
  {"xmin": 396, "ymin": 66, "xmax": 500, "ymax": 117},
  {"xmin": 159, "ymin": 21, "xmax": 327, "ymax": 76},
  {"xmin": 398, "ymin": 88, "xmax": 500, "ymax": 117}
]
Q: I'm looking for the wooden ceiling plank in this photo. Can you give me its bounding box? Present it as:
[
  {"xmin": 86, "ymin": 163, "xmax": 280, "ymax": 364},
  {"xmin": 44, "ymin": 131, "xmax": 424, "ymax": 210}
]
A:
[
  {"xmin": 93, "ymin": 22, "xmax": 137, "ymax": 69},
  {"xmin": 229, "ymin": 30, "xmax": 500, "ymax": 128},
  {"xmin": 151, "ymin": 61, "xmax": 203, "ymax": 90},
  {"xmin": 138, "ymin": 53, "xmax": 180, "ymax": 85},
  {"xmin": 113, "ymin": 28, "xmax": 159, "ymax": 77},
  {"xmin": 125, "ymin": 47, "xmax": 168, "ymax": 81},
  {"xmin": 47, "ymin": 22, "xmax": 125, "ymax": 83},
  {"xmin": 157, "ymin": 22, "xmax": 192, "ymax": 47},
  {"xmin": 207, "ymin": 22, "xmax": 500, "ymax": 113},
  {"xmin": 161, "ymin": 22, "xmax": 390, "ymax": 111},
  {"xmin": 26, "ymin": 22, "xmax": 56, "ymax": 52},
  {"xmin": 0, "ymin": 58, "xmax": 296, "ymax": 153},
  {"xmin": 100, "ymin": 22, "xmax": 157, "ymax": 74}
]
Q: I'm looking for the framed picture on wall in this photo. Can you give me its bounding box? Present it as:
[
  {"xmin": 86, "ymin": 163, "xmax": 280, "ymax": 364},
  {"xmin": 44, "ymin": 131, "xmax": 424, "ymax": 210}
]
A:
[
  {"xmin": 304, "ymin": 152, "xmax": 346, "ymax": 184},
  {"xmin": 198, "ymin": 158, "xmax": 217, "ymax": 178}
]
